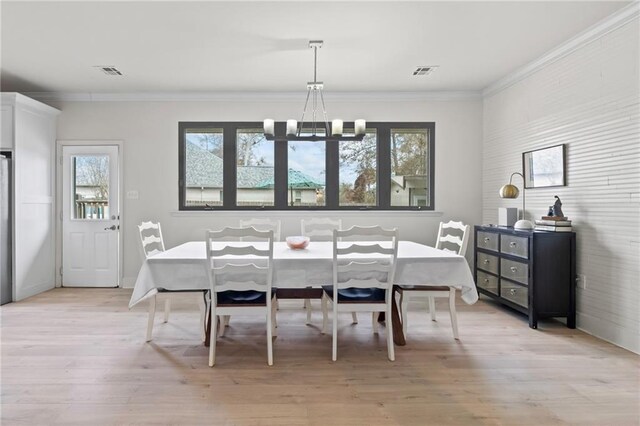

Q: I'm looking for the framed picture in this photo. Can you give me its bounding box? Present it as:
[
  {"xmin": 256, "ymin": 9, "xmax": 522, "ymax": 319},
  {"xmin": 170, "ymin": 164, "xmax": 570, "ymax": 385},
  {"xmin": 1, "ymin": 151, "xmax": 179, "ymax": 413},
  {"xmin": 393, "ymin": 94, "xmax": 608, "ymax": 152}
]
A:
[{"xmin": 522, "ymin": 144, "xmax": 566, "ymax": 189}]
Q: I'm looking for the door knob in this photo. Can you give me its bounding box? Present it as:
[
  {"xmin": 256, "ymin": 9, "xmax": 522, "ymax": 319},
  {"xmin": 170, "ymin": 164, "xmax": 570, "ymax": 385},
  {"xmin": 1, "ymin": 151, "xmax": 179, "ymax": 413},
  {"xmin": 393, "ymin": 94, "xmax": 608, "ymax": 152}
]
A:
[{"xmin": 104, "ymin": 225, "xmax": 119, "ymax": 231}]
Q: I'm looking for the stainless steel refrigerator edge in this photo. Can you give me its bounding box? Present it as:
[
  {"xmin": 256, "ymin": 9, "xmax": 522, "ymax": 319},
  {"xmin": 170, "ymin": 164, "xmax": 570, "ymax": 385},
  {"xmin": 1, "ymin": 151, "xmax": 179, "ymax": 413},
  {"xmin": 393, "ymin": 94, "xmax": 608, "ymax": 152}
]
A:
[{"xmin": 1, "ymin": 155, "xmax": 12, "ymax": 305}]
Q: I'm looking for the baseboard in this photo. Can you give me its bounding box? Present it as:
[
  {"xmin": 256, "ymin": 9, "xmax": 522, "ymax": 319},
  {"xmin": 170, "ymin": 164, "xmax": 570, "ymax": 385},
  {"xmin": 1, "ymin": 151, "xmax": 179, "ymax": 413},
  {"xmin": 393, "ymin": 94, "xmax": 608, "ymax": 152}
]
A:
[
  {"xmin": 121, "ymin": 277, "xmax": 136, "ymax": 289},
  {"xmin": 15, "ymin": 281, "xmax": 55, "ymax": 301},
  {"xmin": 577, "ymin": 312, "xmax": 639, "ymax": 355}
]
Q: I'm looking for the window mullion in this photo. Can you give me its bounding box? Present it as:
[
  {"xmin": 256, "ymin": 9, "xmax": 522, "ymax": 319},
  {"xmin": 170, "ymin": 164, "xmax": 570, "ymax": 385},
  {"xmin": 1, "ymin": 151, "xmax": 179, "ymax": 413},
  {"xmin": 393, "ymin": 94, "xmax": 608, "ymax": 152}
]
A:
[
  {"xmin": 378, "ymin": 124, "xmax": 391, "ymax": 208},
  {"xmin": 223, "ymin": 124, "xmax": 237, "ymax": 208},
  {"xmin": 326, "ymin": 139, "xmax": 339, "ymax": 208},
  {"xmin": 273, "ymin": 122, "xmax": 288, "ymax": 209}
]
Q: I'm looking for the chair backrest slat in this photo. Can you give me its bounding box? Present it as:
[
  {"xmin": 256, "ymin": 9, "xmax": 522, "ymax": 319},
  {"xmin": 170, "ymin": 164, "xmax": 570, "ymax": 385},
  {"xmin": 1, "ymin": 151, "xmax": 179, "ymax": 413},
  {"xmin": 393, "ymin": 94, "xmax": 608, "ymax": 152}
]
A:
[
  {"xmin": 337, "ymin": 260, "xmax": 391, "ymax": 274},
  {"xmin": 336, "ymin": 243, "xmax": 395, "ymax": 256},
  {"xmin": 301, "ymin": 217, "xmax": 342, "ymax": 241},
  {"xmin": 209, "ymin": 245, "xmax": 270, "ymax": 257},
  {"xmin": 138, "ymin": 221, "xmax": 165, "ymax": 259},
  {"xmin": 239, "ymin": 218, "xmax": 281, "ymax": 242}
]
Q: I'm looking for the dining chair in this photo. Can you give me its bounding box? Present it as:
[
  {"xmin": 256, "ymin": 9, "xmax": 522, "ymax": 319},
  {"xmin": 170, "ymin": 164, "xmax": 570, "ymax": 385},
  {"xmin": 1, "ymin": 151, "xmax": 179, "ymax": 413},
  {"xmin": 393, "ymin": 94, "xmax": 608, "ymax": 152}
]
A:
[
  {"xmin": 206, "ymin": 226, "xmax": 276, "ymax": 366},
  {"xmin": 138, "ymin": 221, "xmax": 207, "ymax": 342},
  {"xmin": 231, "ymin": 218, "xmax": 281, "ymax": 325},
  {"xmin": 239, "ymin": 218, "xmax": 281, "ymax": 242},
  {"xmin": 300, "ymin": 218, "xmax": 358, "ymax": 325},
  {"xmin": 321, "ymin": 225, "xmax": 399, "ymax": 361},
  {"xmin": 397, "ymin": 220, "xmax": 470, "ymax": 340}
]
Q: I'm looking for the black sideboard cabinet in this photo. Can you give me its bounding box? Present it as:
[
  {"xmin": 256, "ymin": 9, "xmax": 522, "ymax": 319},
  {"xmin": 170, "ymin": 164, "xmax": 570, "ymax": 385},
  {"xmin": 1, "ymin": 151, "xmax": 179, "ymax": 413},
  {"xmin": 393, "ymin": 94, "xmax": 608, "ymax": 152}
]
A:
[{"xmin": 474, "ymin": 225, "xmax": 576, "ymax": 329}]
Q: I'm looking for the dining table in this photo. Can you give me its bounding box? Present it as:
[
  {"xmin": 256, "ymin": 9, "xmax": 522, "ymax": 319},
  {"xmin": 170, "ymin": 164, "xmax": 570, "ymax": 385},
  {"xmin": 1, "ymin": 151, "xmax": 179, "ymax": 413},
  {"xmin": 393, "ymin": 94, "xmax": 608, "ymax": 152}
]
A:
[{"xmin": 130, "ymin": 240, "xmax": 478, "ymax": 346}]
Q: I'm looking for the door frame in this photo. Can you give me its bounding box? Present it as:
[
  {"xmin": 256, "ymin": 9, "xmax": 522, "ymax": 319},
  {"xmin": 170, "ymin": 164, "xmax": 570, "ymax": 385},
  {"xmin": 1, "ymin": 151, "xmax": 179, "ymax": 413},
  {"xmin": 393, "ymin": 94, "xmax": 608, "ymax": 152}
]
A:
[{"xmin": 56, "ymin": 140, "xmax": 124, "ymax": 287}]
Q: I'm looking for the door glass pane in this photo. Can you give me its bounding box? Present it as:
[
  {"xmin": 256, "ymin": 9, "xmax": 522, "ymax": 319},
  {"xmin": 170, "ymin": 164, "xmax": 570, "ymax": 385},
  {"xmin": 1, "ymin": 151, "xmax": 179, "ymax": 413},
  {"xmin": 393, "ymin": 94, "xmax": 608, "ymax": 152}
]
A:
[
  {"xmin": 339, "ymin": 130, "xmax": 377, "ymax": 206},
  {"xmin": 390, "ymin": 129, "xmax": 430, "ymax": 207},
  {"xmin": 236, "ymin": 130, "xmax": 275, "ymax": 207},
  {"xmin": 185, "ymin": 128, "xmax": 224, "ymax": 207},
  {"xmin": 288, "ymin": 136, "xmax": 325, "ymax": 207},
  {"xmin": 73, "ymin": 155, "xmax": 109, "ymax": 219}
]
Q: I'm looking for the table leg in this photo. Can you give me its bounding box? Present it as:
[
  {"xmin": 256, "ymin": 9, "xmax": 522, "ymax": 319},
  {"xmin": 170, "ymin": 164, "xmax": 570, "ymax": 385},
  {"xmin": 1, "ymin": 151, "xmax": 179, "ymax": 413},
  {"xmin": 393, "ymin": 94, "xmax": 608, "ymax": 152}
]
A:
[
  {"xmin": 391, "ymin": 286, "xmax": 406, "ymax": 346},
  {"xmin": 377, "ymin": 287, "xmax": 406, "ymax": 346},
  {"xmin": 204, "ymin": 308, "xmax": 211, "ymax": 347}
]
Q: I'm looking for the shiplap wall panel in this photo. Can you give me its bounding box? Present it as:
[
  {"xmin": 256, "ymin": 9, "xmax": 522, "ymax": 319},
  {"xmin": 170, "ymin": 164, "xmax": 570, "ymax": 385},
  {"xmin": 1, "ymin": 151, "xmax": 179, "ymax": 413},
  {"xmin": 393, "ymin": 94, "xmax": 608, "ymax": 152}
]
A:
[{"xmin": 483, "ymin": 17, "xmax": 639, "ymax": 353}]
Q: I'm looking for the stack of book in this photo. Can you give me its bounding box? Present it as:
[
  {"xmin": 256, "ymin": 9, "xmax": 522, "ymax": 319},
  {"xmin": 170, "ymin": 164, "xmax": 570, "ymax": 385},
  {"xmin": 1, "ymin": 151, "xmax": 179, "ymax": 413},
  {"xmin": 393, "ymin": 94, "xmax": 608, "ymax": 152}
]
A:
[{"xmin": 534, "ymin": 217, "xmax": 572, "ymax": 232}]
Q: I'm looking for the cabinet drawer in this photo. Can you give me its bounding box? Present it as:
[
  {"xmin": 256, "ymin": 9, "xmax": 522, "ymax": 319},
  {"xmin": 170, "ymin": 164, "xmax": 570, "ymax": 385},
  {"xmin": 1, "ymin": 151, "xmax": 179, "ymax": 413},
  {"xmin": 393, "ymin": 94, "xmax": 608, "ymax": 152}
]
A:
[
  {"xmin": 477, "ymin": 252, "xmax": 499, "ymax": 275},
  {"xmin": 501, "ymin": 280, "xmax": 529, "ymax": 308},
  {"xmin": 477, "ymin": 231, "xmax": 499, "ymax": 252},
  {"xmin": 476, "ymin": 270, "xmax": 498, "ymax": 295},
  {"xmin": 500, "ymin": 234, "xmax": 529, "ymax": 258},
  {"xmin": 501, "ymin": 258, "xmax": 529, "ymax": 285}
]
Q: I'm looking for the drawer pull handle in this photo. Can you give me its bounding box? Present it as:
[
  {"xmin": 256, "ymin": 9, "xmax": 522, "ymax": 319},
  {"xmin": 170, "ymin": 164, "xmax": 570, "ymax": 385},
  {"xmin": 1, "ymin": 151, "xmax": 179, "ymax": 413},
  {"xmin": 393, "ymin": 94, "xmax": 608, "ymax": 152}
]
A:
[
  {"xmin": 509, "ymin": 289, "xmax": 517, "ymax": 296},
  {"xmin": 509, "ymin": 242, "xmax": 517, "ymax": 247},
  {"xmin": 483, "ymin": 259, "xmax": 490, "ymax": 264},
  {"xmin": 483, "ymin": 278, "xmax": 489, "ymax": 283},
  {"xmin": 510, "ymin": 266, "xmax": 518, "ymax": 273},
  {"xmin": 484, "ymin": 237, "xmax": 490, "ymax": 242}
]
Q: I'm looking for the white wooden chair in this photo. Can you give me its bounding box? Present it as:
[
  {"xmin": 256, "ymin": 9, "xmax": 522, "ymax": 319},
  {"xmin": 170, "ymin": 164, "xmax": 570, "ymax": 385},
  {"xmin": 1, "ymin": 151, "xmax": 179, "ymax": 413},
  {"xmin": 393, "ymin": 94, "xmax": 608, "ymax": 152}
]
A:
[
  {"xmin": 233, "ymin": 218, "xmax": 281, "ymax": 320},
  {"xmin": 321, "ymin": 225, "xmax": 398, "ymax": 361},
  {"xmin": 138, "ymin": 221, "xmax": 206, "ymax": 342},
  {"xmin": 397, "ymin": 220, "xmax": 470, "ymax": 340},
  {"xmin": 300, "ymin": 218, "xmax": 358, "ymax": 325},
  {"xmin": 206, "ymin": 227, "xmax": 276, "ymax": 366},
  {"xmin": 239, "ymin": 218, "xmax": 281, "ymax": 242}
]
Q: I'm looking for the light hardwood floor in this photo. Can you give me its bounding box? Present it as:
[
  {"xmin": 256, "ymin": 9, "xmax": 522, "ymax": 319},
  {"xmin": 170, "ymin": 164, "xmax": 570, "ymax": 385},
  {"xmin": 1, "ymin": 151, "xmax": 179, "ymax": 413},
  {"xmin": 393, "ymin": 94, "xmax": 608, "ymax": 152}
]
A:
[{"xmin": 1, "ymin": 288, "xmax": 638, "ymax": 426}]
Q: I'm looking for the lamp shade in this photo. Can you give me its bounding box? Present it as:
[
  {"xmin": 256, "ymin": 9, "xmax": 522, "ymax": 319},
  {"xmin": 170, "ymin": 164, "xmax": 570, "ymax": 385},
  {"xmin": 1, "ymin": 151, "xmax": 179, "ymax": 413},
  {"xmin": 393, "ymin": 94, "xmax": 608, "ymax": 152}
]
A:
[{"xmin": 499, "ymin": 184, "xmax": 519, "ymax": 199}]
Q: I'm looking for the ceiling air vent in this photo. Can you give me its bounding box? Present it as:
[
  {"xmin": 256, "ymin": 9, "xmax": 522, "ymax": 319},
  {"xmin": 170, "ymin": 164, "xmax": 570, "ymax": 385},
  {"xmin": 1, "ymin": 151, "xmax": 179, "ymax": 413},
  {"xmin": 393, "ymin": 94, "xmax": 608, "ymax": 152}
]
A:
[
  {"xmin": 94, "ymin": 66, "xmax": 123, "ymax": 76},
  {"xmin": 413, "ymin": 66, "xmax": 438, "ymax": 76}
]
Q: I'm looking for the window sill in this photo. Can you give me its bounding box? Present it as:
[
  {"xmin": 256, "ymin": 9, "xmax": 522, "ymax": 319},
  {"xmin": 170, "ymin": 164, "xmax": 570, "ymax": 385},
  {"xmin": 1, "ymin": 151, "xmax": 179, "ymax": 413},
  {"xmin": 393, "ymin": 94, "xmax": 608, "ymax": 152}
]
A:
[{"xmin": 170, "ymin": 210, "xmax": 444, "ymax": 218}]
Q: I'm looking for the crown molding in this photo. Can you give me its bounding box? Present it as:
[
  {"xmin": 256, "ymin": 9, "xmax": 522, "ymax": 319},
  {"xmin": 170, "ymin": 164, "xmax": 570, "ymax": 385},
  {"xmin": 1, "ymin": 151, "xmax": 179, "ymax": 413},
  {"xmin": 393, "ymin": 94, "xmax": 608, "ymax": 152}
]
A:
[
  {"xmin": 483, "ymin": 2, "xmax": 640, "ymax": 98},
  {"xmin": 23, "ymin": 90, "xmax": 482, "ymax": 103},
  {"xmin": 1, "ymin": 92, "xmax": 61, "ymax": 115}
]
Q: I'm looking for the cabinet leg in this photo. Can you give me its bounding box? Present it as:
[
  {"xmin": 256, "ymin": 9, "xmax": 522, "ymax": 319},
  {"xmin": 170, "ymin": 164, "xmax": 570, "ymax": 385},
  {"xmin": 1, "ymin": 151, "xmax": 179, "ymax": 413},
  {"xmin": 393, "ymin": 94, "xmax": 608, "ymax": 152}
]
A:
[
  {"xmin": 529, "ymin": 315, "xmax": 538, "ymax": 329},
  {"xmin": 567, "ymin": 314, "xmax": 576, "ymax": 329}
]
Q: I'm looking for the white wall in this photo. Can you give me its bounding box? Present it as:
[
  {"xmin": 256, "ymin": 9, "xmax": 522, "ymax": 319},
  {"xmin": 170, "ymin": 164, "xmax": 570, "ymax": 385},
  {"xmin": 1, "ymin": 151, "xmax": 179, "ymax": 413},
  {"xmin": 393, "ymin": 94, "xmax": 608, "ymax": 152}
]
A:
[
  {"xmin": 483, "ymin": 16, "xmax": 639, "ymax": 353},
  {"xmin": 52, "ymin": 96, "xmax": 483, "ymax": 287}
]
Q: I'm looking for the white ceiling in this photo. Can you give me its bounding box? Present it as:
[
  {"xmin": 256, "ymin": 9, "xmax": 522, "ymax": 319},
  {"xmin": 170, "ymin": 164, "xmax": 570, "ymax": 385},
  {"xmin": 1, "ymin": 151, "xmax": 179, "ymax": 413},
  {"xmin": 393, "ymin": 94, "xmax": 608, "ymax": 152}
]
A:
[{"xmin": 0, "ymin": 1, "xmax": 629, "ymax": 94}]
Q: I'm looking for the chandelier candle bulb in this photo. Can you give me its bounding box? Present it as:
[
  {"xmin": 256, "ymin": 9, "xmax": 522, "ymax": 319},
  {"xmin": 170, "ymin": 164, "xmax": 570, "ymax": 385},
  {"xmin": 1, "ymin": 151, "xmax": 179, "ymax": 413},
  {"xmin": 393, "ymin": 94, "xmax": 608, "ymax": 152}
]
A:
[
  {"xmin": 331, "ymin": 119, "xmax": 343, "ymax": 136},
  {"xmin": 355, "ymin": 119, "xmax": 366, "ymax": 136},
  {"xmin": 263, "ymin": 119, "xmax": 275, "ymax": 137},
  {"xmin": 286, "ymin": 120, "xmax": 298, "ymax": 137}
]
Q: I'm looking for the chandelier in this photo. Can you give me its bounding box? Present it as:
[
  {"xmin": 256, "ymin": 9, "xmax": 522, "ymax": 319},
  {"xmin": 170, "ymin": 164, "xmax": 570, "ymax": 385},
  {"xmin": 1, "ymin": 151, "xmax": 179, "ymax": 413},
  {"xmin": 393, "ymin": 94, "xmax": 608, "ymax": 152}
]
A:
[{"xmin": 263, "ymin": 40, "xmax": 366, "ymax": 142}]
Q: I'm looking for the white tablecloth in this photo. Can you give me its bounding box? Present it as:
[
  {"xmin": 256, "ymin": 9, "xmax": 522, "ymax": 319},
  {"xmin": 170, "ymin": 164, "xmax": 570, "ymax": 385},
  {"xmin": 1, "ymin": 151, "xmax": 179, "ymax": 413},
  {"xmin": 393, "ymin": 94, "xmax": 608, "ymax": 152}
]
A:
[{"xmin": 129, "ymin": 241, "xmax": 478, "ymax": 308}]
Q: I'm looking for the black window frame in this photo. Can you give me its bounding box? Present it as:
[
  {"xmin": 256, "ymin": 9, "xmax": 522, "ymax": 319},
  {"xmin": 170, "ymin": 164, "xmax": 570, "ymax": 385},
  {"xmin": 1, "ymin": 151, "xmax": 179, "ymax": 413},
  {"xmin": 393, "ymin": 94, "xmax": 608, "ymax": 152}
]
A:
[{"xmin": 178, "ymin": 121, "xmax": 435, "ymax": 211}]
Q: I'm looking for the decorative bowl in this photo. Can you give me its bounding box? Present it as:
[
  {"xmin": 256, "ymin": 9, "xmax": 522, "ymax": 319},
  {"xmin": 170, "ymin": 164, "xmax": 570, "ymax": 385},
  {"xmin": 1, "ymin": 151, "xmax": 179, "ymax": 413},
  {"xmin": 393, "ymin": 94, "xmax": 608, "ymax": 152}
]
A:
[{"xmin": 286, "ymin": 236, "xmax": 310, "ymax": 250}]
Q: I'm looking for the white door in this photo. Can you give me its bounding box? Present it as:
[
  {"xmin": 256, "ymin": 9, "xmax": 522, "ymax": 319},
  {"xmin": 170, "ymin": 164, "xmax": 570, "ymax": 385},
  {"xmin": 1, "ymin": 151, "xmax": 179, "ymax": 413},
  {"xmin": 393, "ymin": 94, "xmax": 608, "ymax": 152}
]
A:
[{"xmin": 62, "ymin": 145, "xmax": 119, "ymax": 287}]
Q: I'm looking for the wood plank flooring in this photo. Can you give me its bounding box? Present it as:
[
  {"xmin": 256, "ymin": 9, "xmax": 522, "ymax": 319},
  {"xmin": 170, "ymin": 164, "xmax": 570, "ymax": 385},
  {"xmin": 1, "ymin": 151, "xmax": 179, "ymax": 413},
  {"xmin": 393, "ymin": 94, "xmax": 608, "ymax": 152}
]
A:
[{"xmin": 1, "ymin": 288, "xmax": 638, "ymax": 425}]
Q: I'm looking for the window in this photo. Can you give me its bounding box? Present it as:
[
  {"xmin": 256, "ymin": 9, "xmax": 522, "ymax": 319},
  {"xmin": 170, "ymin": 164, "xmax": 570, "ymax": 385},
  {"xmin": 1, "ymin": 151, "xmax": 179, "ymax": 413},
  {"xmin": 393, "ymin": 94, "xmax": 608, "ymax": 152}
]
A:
[
  {"xmin": 72, "ymin": 155, "xmax": 110, "ymax": 219},
  {"xmin": 183, "ymin": 127, "xmax": 223, "ymax": 207},
  {"xmin": 179, "ymin": 122, "xmax": 434, "ymax": 211},
  {"xmin": 288, "ymin": 140, "xmax": 326, "ymax": 207},
  {"xmin": 390, "ymin": 129, "xmax": 430, "ymax": 207},
  {"xmin": 236, "ymin": 129, "xmax": 274, "ymax": 207},
  {"xmin": 339, "ymin": 131, "xmax": 377, "ymax": 207}
]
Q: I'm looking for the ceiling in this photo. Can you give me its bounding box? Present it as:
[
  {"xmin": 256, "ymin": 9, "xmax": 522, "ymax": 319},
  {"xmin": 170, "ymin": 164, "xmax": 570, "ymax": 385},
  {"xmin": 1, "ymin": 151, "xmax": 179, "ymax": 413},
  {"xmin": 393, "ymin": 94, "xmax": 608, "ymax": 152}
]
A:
[{"xmin": 0, "ymin": 1, "xmax": 630, "ymax": 94}]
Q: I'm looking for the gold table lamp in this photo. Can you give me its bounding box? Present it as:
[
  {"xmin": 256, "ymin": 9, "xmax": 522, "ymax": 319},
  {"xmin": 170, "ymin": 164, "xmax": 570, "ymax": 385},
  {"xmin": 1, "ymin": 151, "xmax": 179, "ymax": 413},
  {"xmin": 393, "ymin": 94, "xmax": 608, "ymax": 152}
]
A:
[{"xmin": 499, "ymin": 172, "xmax": 533, "ymax": 230}]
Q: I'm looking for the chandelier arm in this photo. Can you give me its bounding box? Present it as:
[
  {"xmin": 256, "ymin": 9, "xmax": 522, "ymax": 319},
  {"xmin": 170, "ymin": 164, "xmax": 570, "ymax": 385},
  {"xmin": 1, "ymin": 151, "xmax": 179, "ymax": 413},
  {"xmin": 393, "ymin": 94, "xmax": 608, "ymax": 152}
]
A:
[
  {"xmin": 318, "ymin": 88, "xmax": 330, "ymax": 136},
  {"xmin": 312, "ymin": 88, "xmax": 318, "ymax": 136},
  {"xmin": 299, "ymin": 88, "xmax": 312, "ymax": 137}
]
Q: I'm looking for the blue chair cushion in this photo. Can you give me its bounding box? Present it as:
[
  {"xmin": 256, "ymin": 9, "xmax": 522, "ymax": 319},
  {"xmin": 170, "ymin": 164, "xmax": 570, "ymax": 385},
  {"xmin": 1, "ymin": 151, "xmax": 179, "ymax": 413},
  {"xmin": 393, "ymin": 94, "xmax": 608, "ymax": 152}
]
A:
[
  {"xmin": 322, "ymin": 286, "xmax": 386, "ymax": 303},
  {"xmin": 216, "ymin": 289, "xmax": 275, "ymax": 306}
]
